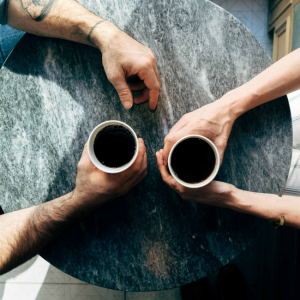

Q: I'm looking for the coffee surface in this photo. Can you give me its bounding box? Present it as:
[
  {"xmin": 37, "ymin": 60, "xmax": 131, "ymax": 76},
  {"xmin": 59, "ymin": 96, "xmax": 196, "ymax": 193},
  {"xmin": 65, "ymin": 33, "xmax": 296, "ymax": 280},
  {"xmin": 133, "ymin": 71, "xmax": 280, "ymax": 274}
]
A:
[
  {"xmin": 171, "ymin": 138, "xmax": 216, "ymax": 183},
  {"xmin": 94, "ymin": 125, "xmax": 136, "ymax": 168}
]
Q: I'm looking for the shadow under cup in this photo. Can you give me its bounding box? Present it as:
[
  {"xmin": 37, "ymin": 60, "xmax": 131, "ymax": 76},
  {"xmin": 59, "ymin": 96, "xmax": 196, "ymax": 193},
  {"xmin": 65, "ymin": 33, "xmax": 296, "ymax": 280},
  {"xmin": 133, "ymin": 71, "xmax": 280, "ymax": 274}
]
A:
[
  {"xmin": 168, "ymin": 135, "xmax": 220, "ymax": 188},
  {"xmin": 88, "ymin": 120, "xmax": 139, "ymax": 174}
]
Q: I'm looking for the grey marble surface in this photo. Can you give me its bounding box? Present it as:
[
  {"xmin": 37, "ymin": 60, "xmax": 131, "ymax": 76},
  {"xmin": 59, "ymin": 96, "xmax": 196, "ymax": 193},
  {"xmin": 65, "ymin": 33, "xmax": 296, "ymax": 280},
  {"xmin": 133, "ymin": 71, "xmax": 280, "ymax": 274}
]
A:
[{"xmin": 0, "ymin": 0, "xmax": 292, "ymax": 292}]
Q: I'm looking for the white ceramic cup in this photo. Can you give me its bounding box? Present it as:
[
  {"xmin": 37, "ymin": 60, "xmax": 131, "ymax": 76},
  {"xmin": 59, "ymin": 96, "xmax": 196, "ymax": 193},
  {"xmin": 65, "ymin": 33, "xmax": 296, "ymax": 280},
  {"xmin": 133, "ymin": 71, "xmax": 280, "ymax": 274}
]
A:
[
  {"xmin": 168, "ymin": 135, "xmax": 220, "ymax": 188},
  {"xmin": 88, "ymin": 120, "xmax": 139, "ymax": 174}
]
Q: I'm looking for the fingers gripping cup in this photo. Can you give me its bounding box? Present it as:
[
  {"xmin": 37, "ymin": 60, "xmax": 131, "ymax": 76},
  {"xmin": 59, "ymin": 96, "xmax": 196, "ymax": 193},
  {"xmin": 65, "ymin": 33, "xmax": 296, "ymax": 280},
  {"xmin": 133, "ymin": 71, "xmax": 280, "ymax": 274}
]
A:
[
  {"xmin": 88, "ymin": 120, "xmax": 139, "ymax": 173},
  {"xmin": 168, "ymin": 135, "xmax": 220, "ymax": 188}
]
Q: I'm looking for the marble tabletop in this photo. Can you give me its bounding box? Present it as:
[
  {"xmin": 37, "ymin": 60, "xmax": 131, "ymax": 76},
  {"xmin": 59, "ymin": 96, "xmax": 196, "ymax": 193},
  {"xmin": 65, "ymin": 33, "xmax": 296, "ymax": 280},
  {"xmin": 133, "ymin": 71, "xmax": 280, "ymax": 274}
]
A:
[{"xmin": 0, "ymin": 0, "xmax": 292, "ymax": 292}]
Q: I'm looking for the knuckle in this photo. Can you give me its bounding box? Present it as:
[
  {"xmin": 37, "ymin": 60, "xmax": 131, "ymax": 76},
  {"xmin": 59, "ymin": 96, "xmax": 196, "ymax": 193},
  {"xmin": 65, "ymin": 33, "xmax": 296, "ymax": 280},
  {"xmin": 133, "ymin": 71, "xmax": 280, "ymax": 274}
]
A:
[
  {"xmin": 143, "ymin": 58, "xmax": 153, "ymax": 68},
  {"xmin": 147, "ymin": 50, "xmax": 155, "ymax": 59},
  {"xmin": 77, "ymin": 161, "xmax": 84, "ymax": 172},
  {"xmin": 139, "ymin": 140, "xmax": 146, "ymax": 152},
  {"xmin": 170, "ymin": 180, "xmax": 178, "ymax": 190},
  {"xmin": 107, "ymin": 72, "xmax": 121, "ymax": 83},
  {"xmin": 180, "ymin": 114, "xmax": 189, "ymax": 122},
  {"xmin": 132, "ymin": 164, "xmax": 141, "ymax": 174},
  {"xmin": 143, "ymin": 165, "xmax": 148, "ymax": 173},
  {"xmin": 149, "ymin": 53, "xmax": 156, "ymax": 63},
  {"xmin": 164, "ymin": 136, "xmax": 171, "ymax": 144},
  {"xmin": 154, "ymin": 81, "xmax": 161, "ymax": 90},
  {"xmin": 180, "ymin": 187, "xmax": 187, "ymax": 194},
  {"xmin": 177, "ymin": 186, "xmax": 184, "ymax": 194},
  {"xmin": 181, "ymin": 193, "xmax": 188, "ymax": 201},
  {"xmin": 118, "ymin": 89, "xmax": 131, "ymax": 97}
]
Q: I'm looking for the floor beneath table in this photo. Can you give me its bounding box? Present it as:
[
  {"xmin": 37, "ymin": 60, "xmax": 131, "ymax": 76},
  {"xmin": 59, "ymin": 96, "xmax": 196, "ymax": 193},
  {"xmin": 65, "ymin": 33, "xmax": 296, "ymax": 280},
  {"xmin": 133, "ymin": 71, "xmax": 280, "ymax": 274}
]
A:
[
  {"xmin": 2, "ymin": 221, "xmax": 300, "ymax": 300},
  {"xmin": 0, "ymin": 257, "xmax": 181, "ymax": 300}
]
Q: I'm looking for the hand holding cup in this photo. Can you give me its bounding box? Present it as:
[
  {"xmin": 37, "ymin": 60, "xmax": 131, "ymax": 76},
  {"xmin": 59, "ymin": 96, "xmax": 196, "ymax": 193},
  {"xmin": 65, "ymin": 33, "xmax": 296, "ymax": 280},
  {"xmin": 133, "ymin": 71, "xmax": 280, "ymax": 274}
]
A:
[
  {"xmin": 168, "ymin": 135, "xmax": 220, "ymax": 188},
  {"xmin": 73, "ymin": 121, "xmax": 147, "ymax": 207},
  {"xmin": 156, "ymin": 148, "xmax": 234, "ymax": 208},
  {"xmin": 162, "ymin": 100, "xmax": 236, "ymax": 167}
]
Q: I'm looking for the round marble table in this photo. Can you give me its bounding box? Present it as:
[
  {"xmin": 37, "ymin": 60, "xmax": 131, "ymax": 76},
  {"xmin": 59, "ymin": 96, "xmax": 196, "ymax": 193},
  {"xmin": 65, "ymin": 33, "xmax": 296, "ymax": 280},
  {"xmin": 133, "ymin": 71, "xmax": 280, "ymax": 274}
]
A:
[{"xmin": 0, "ymin": 0, "xmax": 292, "ymax": 292}]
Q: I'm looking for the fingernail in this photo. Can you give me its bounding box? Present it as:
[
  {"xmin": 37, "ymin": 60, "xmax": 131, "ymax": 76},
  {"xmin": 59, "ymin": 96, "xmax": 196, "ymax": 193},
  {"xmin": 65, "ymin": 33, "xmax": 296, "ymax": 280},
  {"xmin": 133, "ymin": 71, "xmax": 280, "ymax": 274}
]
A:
[
  {"xmin": 150, "ymin": 106, "xmax": 157, "ymax": 113},
  {"xmin": 123, "ymin": 101, "xmax": 133, "ymax": 109}
]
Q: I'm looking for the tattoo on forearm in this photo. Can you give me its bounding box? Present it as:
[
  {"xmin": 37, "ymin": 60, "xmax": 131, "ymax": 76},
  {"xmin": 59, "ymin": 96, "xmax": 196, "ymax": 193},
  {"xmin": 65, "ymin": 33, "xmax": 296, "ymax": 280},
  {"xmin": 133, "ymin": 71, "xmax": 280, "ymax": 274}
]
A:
[
  {"xmin": 20, "ymin": 0, "xmax": 56, "ymax": 22},
  {"xmin": 87, "ymin": 20, "xmax": 107, "ymax": 42}
]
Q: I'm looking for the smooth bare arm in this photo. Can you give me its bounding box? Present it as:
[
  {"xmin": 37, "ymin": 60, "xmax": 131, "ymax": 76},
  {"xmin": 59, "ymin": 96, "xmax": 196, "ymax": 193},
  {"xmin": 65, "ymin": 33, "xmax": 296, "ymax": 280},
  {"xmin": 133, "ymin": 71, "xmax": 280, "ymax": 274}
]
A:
[
  {"xmin": 156, "ymin": 150, "xmax": 300, "ymax": 229},
  {"xmin": 7, "ymin": 0, "xmax": 160, "ymax": 110},
  {"xmin": 222, "ymin": 47, "xmax": 300, "ymax": 118},
  {"xmin": 163, "ymin": 48, "xmax": 300, "ymax": 164},
  {"xmin": 158, "ymin": 50, "xmax": 300, "ymax": 229},
  {"xmin": 229, "ymin": 188, "xmax": 300, "ymax": 229},
  {"xmin": 0, "ymin": 139, "xmax": 147, "ymax": 275}
]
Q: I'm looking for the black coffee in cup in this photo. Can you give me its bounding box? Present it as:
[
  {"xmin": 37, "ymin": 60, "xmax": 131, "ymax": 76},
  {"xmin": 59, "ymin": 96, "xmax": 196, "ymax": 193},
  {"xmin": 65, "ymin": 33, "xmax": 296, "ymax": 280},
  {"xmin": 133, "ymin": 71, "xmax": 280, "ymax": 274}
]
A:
[
  {"xmin": 94, "ymin": 125, "xmax": 136, "ymax": 168},
  {"xmin": 171, "ymin": 138, "xmax": 216, "ymax": 183}
]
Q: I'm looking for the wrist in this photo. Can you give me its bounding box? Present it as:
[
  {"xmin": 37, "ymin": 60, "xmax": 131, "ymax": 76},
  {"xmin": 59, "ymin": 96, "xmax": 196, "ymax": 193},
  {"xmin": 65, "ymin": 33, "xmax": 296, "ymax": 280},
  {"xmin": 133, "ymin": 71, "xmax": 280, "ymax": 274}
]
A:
[
  {"xmin": 218, "ymin": 87, "xmax": 258, "ymax": 119},
  {"xmin": 88, "ymin": 21, "xmax": 121, "ymax": 52},
  {"xmin": 225, "ymin": 187, "xmax": 249, "ymax": 212},
  {"xmin": 71, "ymin": 188, "xmax": 109, "ymax": 210},
  {"xmin": 75, "ymin": 12, "xmax": 118, "ymax": 50},
  {"xmin": 228, "ymin": 187, "xmax": 281, "ymax": 221},
  {"xmin": 219, "ymin": 184, "xmax": 240, "ymax": 209}
]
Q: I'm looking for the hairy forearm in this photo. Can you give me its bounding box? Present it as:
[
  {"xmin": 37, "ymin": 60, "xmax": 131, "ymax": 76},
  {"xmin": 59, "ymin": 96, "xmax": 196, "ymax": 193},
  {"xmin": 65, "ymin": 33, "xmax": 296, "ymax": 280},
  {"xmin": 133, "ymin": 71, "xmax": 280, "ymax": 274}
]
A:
[
  {"xmin": 226, "ymin": 187, "xmax": 300, "ymax": 229},
  {"xmin": 219, "ymin": 48, "xmax": 300, "ymax": 118},
  {"xmin": 7, "ymin": 0, "xmax": 113, "ymax": 49},
  {"xmin": 0, "ymin": 191, "xmax": 101, "ymax": 275}
]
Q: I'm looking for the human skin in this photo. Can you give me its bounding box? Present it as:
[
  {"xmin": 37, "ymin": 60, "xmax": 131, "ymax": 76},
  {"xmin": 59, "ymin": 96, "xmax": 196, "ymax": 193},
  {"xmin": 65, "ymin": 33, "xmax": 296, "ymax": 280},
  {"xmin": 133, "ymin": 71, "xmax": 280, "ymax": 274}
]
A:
[
  {"xmin": 162, "ymin": 48, "xmax": 300, "ymax": 164},
  {"xmin": 7, "ymin": 0, "xmax": 160, "ymax": 110},
  {"xmin": 157, "ymin": 149, "xmax": 300, "ymax": 229},
  {"xmin": 0, "ymin": 139, "xmax": 147, "ymax": 275},
  {"xmin": 0, "ymin": 0, "xmax": 157, "ymax": 275},
  {"xmin": 159, "ymin": 48, "xmax": 300, "ymax": 228}
]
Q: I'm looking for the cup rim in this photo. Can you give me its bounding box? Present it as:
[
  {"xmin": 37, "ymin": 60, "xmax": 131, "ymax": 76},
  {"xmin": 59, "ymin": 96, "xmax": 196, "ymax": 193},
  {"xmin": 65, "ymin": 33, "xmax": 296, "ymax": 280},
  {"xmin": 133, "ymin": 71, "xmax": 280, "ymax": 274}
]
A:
[
  {"xmin": 88, "ymin": 120, "xmax": 139, "ymax": 174},
  {"xmin": 168, "ymin": 135, "xmax": 220, "ymax": 188}
]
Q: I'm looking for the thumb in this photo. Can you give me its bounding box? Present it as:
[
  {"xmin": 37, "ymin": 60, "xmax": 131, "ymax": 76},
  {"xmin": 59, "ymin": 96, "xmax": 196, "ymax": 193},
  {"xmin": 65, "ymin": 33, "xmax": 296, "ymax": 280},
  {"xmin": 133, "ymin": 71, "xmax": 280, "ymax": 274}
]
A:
[
  {"xmin": 111, "ymin": 75, "xmax": 133, "ymax": 109},
  {"xmin": 79, "ymin": 142, "xmax": 92, "ymax": 166}
]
